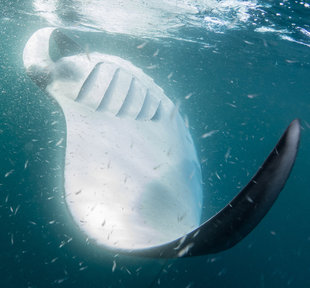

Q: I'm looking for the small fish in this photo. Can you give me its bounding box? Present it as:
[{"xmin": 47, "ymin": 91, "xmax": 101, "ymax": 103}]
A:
[
  {"xmin": 137, "ymin": 42, "xmax": 147, "ymax": 49},
  {"xmin": 59, "ymin": 241, "xmax": 66, "ymax": 248},
  {"xmin": 125, "ymin": 267, "xmax": 132, "ymax": 275},
  {"xmin": 56, "ymin": 138, "xmax": 64, "ymax": 146},
  {"xmin": 215, "ymin": 172, "xmax": 221, "ymax": 180},
  {"xmin": 224, "ymin": 148, "xmax": 231, "ymax": 162},
  {"xmin": 244, "ymin": 40, "xmax": 254, "ymax": 45},
  {"xmin": 80, "ymin": 266, "xmax": 88, "ymax": 271},
  {"xmin": 54, "ymin": 278, "xmax": 66, "ymax": 284},
  {"xmin": 4, "ymin": 169, "xmax": 14, "ymax": 178},
  {"xmin": 246, "ymin": 196, "xmax": 254, "ymax": 203},
  {"xmin": 201, "ymin": 130, "xmax": 218, "ymax": 139},
  {"xmin": 112, "ymin": 260, "xmax": 117, "ymax": 272},
  {"xmin": 153, "ymin": 49, "xmax": 159, "ymax": 57},
  {"xmin": 146, "ymin": 64, "xmax": 158, "ymax": 70},
  {"xmin": 153, "ymin": 163, "xmax": 164, "ymax": 170},
  {"xmin": 193, "ymin": 229, "xmax": 200, "ymax": 238},
  {"xmin": 185, "ymin": 93, "xmax": 193, "ymax": 100},
  {"xmin": 177, "ymin": 243, "xmax": 194, "ymax": 257},
  {"xmin": 225, "ymin": 102, "xmax": 237, "ymax": 108},
  {"xmin": 50, "ymin": 257, "xmax": 58, "ymax": 263},
  {"xmin": 247, "ymin": 94, "xmax": 258, "ymax": 99},
  {"xmin": 14, "ymin": 205, "xmax": 20, "ymax": 215},
  {"xmin": 167, "ymin": 72, "xmax": 173, "ymax": 80}
]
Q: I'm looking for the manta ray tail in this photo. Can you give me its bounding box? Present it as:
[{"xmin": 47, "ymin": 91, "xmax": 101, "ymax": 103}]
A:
[{"xmin": 131, "ymin": 119, "xmax": 301, "ymax": 258}]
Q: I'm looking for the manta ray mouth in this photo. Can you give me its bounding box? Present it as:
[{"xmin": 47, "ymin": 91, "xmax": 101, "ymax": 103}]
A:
[{"xmin": 23, "ymin": 27, "xmax": 300, "ymax": 258}]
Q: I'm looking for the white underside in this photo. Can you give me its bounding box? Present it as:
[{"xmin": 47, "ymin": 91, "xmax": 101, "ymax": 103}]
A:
[{"xmin": 23, "ymin": 28, "xmax": 203, "ymax": 250}]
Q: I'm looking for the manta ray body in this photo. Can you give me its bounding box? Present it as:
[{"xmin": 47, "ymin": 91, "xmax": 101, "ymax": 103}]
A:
[{"xmin": 23, "ymin": 28, "xmax": 300, "ymax": 258}]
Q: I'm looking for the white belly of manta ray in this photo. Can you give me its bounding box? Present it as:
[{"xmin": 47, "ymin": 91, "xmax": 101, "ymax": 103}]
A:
[
  {"xmin": 23, "ymin": 28, "xmax": 203, "ymax": 250},
  {"xmin": 23, "ymin": 27, "xmax": 300, "ymax": 258}
]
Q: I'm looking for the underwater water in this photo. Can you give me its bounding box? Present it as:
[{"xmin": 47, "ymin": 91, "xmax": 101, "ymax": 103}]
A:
[{"xmin": 0, "ymin": 0, "xmax": 309, "ymax": 287}]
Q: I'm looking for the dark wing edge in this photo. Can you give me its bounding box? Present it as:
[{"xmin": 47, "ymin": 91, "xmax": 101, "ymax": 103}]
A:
[{"xmin": 127, "ymin": 119, "xmax": 301, "ymax": 258}]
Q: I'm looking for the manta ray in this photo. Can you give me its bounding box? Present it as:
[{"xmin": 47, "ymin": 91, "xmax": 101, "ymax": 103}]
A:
[{"xmin": 23, "ymin": 27, "xmax": 300, "ymax": 258}]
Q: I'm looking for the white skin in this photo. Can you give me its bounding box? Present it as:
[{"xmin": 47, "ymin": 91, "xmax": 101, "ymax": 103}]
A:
[{"xmin": 23, "ymin": 28, "xmax": 203, "ymax": 251}]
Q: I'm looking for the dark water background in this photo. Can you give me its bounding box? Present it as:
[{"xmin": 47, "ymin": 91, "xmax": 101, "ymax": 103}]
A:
[{"xmin": 0, "ymin": 0, "xmax": 309, "ymax": 287}]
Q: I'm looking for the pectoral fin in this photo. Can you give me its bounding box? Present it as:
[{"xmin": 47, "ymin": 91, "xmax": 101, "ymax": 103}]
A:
[{"xmin": 130, "ymin": 119, "xmax": 301, "ymax": 258}]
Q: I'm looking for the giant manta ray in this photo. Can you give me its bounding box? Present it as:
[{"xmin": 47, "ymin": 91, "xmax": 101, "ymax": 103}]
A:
[{"xmin": 23, "ymin": 28, "xmax": 300, "ymax": 258}]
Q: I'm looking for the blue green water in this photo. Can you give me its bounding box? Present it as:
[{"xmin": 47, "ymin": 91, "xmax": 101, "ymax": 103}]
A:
[{"xmin": 0, "ymin": 0, "xmax": 309, "ymax": 287}]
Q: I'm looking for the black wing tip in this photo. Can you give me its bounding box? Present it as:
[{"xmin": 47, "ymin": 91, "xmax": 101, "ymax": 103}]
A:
[
  {"xmin": 286, "ymin": 118, "xmax": 301, "ymax": 147},
  {"xmin": 129, "ymin": 119, "xmax": 301, "ymax": 259}
]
